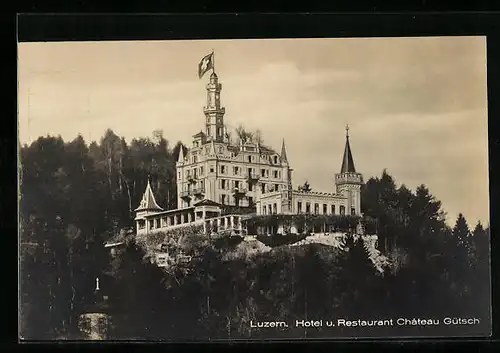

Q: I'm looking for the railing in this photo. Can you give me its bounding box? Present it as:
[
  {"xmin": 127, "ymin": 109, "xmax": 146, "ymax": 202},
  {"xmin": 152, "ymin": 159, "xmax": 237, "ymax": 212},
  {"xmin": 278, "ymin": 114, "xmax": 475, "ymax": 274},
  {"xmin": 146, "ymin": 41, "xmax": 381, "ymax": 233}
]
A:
[
  {"xmin": 187, "ymin": 175, "xmax": 197, "ymax": 184},
  {"xmin": 192, "ymin": 187, "xmax": 205, "ymax": 196},
  {"xmin": 247, "ymin": 172, "xmax": 260, "ymax": 181},
  {"xmin": 232, "ymin": 187, "xmax": 247, "ymax": 195},
  {"xmin": 180, "ymin": 191, "xmax": 191, "ymax": 198}
]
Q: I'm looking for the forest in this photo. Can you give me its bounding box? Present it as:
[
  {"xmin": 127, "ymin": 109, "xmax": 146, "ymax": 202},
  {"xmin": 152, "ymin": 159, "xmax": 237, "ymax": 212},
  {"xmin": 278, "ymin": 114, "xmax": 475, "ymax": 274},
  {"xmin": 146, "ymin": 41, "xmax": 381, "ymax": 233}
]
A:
[{"xmin": 19, "ymin": 129, "xmax": 491, "ymax": 340}]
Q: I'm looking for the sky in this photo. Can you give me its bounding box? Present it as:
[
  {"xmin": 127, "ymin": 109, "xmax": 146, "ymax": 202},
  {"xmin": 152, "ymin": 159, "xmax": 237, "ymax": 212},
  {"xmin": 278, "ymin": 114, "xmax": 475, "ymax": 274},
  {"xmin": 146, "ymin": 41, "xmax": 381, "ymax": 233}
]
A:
[{"xmin": 18, "ymin": 37, "xmax": 490, "ymax": 227}]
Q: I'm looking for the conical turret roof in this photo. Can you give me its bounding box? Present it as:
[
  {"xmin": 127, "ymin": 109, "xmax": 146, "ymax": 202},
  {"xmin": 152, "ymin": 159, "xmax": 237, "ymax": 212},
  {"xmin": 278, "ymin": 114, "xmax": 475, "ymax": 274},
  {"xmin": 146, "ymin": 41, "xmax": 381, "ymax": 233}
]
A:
[
  {"xmin": 134, "ymin": 180, "xmax": 163, "ymax": 212},
  {"xmin": 340, "ymin": 126, "xmax": 356, "ymax": 173},
  {"xmin": 280, "ymin": 139, "xmax": 288, "ymax": 163}
]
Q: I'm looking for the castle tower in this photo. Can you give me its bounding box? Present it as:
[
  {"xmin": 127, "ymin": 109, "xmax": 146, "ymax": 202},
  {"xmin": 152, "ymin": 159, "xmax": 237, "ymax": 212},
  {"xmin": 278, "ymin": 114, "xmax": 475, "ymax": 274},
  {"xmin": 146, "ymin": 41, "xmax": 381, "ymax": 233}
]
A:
[
  {"xmin": 78, "ymin": 277, "xmax": 112, "ymax": 340},
  {"xmin": 203, "ymin": 71, "xmax": 226, "ymax": 142},
  {"xmin": 335, "ymin": 125, "xmax": 363, "ymax": 215}
]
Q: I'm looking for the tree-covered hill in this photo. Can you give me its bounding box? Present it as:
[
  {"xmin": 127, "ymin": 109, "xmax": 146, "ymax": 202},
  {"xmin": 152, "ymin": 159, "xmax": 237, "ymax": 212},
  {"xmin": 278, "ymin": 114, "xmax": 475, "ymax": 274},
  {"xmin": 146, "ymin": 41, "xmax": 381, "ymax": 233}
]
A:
[{"xmin": 19, "ymin": 132, "xmax": 491, "ymax": 340}]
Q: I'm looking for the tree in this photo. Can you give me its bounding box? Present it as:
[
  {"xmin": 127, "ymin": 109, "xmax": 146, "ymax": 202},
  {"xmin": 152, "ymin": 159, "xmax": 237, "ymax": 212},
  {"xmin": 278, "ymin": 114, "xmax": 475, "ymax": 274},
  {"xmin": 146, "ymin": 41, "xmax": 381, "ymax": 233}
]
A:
[
  {"xmin": 298, "ymin": 181, "xmax": 311, "ymax": 192},
  {"xmin": 335, "ymin": 236, "xmax": 377, "ymax": 317}
]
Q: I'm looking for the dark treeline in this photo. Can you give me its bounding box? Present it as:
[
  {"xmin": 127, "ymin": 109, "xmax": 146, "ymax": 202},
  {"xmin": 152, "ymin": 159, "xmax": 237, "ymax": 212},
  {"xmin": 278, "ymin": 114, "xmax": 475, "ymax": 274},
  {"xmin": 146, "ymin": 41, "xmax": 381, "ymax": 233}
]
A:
[{"xmin": 19, "ymin": 131, "xmax": 491, "ymax": 340}]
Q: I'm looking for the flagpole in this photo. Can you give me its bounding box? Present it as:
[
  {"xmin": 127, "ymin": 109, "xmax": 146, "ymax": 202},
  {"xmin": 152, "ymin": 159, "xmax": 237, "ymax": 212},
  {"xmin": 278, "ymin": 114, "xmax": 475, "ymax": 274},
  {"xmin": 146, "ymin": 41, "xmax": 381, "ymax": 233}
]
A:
[{"xmin": 212, "ymin": 49, "xmax": 215, "ymax": 74}]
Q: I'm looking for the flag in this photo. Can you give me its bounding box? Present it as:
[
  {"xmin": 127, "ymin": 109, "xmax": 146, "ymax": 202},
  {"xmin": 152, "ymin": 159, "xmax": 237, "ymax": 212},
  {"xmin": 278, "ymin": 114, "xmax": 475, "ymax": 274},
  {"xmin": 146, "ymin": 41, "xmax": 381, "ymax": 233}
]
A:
[{"xmin": 198, "ymin": 52, "xmax": 214, "ymax": 79}]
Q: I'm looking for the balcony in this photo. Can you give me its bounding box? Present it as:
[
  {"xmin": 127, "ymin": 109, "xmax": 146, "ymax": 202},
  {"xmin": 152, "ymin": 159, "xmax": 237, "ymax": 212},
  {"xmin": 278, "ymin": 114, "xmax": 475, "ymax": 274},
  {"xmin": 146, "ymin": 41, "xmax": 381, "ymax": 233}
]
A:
[
  {"xmin": 187, "ymin": 175, "xmax": 197, "ymax": 184},
  {"xmin": 232, "ymin": 187, "xmax": 247, "ymax": 197},
  {"xmin": 180, "ymin": 190, "xmax": 191, "ymax": 199},
  {"xmin": 247, "ymin": 172, "xmax": 260, "ymax": 183},
  {"xmin": 192, "ymin": 187, "xmax": 205, "ymax": 197}
]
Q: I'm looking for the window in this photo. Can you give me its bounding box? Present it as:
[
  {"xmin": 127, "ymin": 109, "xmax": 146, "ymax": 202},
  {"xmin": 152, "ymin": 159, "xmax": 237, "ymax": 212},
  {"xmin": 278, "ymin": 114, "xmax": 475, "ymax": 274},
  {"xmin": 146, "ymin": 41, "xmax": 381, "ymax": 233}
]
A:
[
  {"xmin": 178, "ymin": 172, "xmax": 181, "ymax": 179},
  {"xmin": 323, "ymin": 204, "xmax": 328, "ymax": 214},
  {"xmin": 221, "ymin": 195, "xmax": 226, "ymax": 204},
  {"xmin": 248, "ymin": 156, "xmax": 252, "ymax": 163},
  {"xmin": 200, "ymin": 167, "xmax": 204, "ymax": 176},
  {"xmin": 220, "ymin": 165, "xmax": 226, "ymax": 174},
  {"xmin": 138, "ymin": 220, "xmax": 145, "ymax": 229},
  {"xmin": 248, "ymin": 196, "xmax": 254, "ymax": 206},
  {"xmin": 351, "ymin": 208, "xmax": 356, "ymax": 215},
  {"xmin": 274, "ymin": 156, "xmax": 278, "ymax": 164},
  {"xmin": 235, "ymin": 181, "xmax": 240, "ymax": 189},
  {"xmin": 97, "ymin": 317, "xmax": 107, "ymax": 333},
  {"xmin": 268, "ymin": 204, "xmax": 272, "ymax": 214},
  {"xmin": 156, "ymin": 218, "xmax": 161, "ymax": 228},
  {"xmin": 221, "ymin": 180, "xmax": 227, "ymax": 189},
  {"xmin": 261, "ymin": 169, "xmax": 266, "ymax": 177},
  {"xmin": 275, "ymin": 184, "xmax": 279, "ymax": 191},
  {"xmin": 273, "ymin": 203, "xmax": 277, "ymax": 214},
  {"xmin": 261, "ymin": 183, "xmax": 266, "ymax": 193},
  {"xmin": 273, "ymin": 170, "xmax": 278, "ymax": 178},
  {"xmin": 248, "ymin": 183, "xmax": 253, "ymax": 191},
  {"xmin": 218, "ymin": 128, "xmax": 223, "ymax": 136},
  {"xmin": 233, "ymin": 166, "xmax": 239, "ymax": 175},
  {"xmin": 306, "ymin": 202, "xmax": 311, "ymax": 214},
  {"xmin": 314, "ymin": 203, "xmax": 319, "ymax": 215},
  {"xmin": 193, "ymin": 156, "xmax": 198, "ymax": 163},
  {"xmin": 340, "ymin": 206, "xmax": 345, "ymax": 215},
  {"xmin": 149, "ymin": 220, "xmax": 154, "ymax": 229},
  {"xmin": 80, "ymin": 317, "xmax": 91, "ymax": 333},
  {"xmin": 263, "ymin": 205, "xmax": 267, "ymax": 215},
  {"xmin": 331, "ymin": 205, "xmax": 336, "ymax": 215},
  {"xmin": 297, "ymin": 202, "xmax": 302, "ymax": 213},
  {"xmin": 210, "ymin": 167, "xmax": 214, "ymax": 173}
]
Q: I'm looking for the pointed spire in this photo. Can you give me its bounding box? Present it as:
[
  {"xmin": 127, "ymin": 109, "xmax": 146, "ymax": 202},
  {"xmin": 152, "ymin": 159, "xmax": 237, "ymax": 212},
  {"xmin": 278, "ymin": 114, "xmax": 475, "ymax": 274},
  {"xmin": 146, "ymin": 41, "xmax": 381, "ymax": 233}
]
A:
[
  {"xmin": 280, "ymin": 138, "xmax": 288, "ymax": 163},
  {"xmin": 209, "ymin": 139, "xmax": 216, "ymax": 155},
  {"xmin": 340, "ymin": 125, "xmax": 356, "ymax": 173},
  {"xmin": 134, "ymin": 179, "xmax": 163, "ymax": 212},
  {"xmin": 177, "ymin": 145, "xmax": 185, "ymax": 163}
]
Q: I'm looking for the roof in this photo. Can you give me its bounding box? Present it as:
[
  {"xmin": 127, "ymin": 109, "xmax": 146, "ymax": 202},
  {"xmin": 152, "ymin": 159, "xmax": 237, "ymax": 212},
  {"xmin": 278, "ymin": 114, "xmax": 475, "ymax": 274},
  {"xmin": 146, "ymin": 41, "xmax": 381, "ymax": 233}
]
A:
[
  {"xmin": 82, "ymin": 277, "xmax": 112, "ymax": 314},
  {"xmin": 280, "ymin": 139, "xmax": 288, "ymax": 163},
  {"xmin": 193, "ymin": 199, "xmax": 223, "ymax": 207},
  {"xmin": 340, "ymin": 134, "xmax": 356, "ymax": 173},
  {"xmin": 259, "ymin": 145, "xmax": 276, "ymax": 154},
  {"xmin": 134, "ymin": 180, "xmax": 163, "ymax": 212},
  {"xmin": 193, "ymin": 131, "xmax": 206, "ymax": 138}
]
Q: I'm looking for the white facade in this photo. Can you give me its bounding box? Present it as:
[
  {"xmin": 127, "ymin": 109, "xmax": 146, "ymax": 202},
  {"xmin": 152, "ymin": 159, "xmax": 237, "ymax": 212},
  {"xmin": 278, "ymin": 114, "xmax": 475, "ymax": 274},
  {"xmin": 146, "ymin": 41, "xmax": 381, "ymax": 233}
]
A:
[
  {"xmin": 176, "ymin": 71, "xmax": 291, "ymax": 210},
  {"xmin": 134, "ymin": 66, "xmax": 365, "ymax": 239}
]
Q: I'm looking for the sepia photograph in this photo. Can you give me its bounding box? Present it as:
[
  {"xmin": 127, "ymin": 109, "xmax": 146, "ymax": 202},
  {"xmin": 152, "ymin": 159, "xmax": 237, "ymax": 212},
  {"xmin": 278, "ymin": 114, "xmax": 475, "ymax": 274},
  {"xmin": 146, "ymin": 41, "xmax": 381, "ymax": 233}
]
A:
[{"xmin": 18, "ymin": 36, "xmax": 491, "ymax": 340}]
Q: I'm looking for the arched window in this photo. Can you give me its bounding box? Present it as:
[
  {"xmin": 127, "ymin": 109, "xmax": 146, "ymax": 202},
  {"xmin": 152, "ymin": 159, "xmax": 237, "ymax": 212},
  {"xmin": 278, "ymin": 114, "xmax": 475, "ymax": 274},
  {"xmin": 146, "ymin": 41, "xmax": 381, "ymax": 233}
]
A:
[{"xmin": 340, "ymin": 206, "xmax": 345, "ymax": 215}]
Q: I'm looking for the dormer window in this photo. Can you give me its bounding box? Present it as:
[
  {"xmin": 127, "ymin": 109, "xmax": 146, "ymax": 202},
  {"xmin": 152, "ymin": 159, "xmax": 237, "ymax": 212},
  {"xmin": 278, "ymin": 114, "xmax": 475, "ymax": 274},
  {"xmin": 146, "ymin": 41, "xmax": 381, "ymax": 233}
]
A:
[{"xmin": 274, "ymin": 156, "xmax": 278, "ymax": 164}]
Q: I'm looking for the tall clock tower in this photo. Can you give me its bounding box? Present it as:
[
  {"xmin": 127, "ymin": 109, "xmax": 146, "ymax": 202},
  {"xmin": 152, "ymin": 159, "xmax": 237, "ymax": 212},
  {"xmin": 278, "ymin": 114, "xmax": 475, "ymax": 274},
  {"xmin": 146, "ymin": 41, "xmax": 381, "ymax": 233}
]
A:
[{"xmin": 203, "ymin": 72, "xmax": 225, "ymax": 142}]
